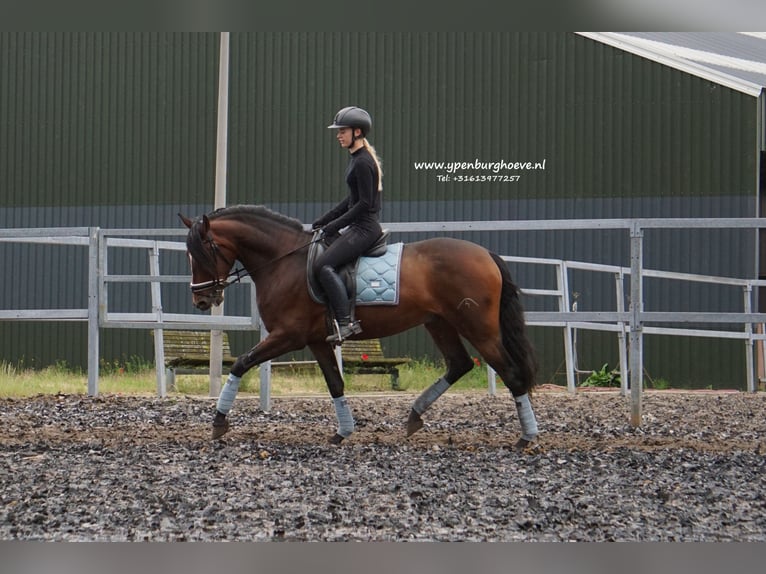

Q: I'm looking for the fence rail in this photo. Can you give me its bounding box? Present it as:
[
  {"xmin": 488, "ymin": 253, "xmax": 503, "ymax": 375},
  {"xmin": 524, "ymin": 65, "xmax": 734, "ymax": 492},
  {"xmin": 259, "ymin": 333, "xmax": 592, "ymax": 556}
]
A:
[{"xmin": 2, "ymin": 218, "xmax": 766, "ymax": 428}]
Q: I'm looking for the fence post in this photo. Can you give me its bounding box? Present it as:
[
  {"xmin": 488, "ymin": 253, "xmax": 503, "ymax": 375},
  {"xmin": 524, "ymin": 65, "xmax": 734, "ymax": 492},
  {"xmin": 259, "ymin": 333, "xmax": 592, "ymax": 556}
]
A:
[
  {"xmin": 259, "ymin": 319, "xmax": 271, "ymax": 413},
  {"xmin": 87, "ymin": 227, "xmax": 100, "ymax": 397},
  {"xmin": 629, "ymin": 222, "xmax": 644, "ymax": 427},
  {"xmin": 149, "ymin": 242, "xmax": 166, "ymax": 397},
  {"xmin": 487, "ymin": 365, "xmax": 497, "ymax": 395},
  {"xmin": 559, "ymin": 261, "xmax": 577, "ymax": 393},
  {"xmin": 209, "ymin": 325, "xmax": 224, "ymax": 397},
  {"xmin": 744, "ymin": 284, "xmax": 755, "ymax": 393},
  {"xmin": 615, "ymin": 270, "xmax": 629, "ymax": 396}
]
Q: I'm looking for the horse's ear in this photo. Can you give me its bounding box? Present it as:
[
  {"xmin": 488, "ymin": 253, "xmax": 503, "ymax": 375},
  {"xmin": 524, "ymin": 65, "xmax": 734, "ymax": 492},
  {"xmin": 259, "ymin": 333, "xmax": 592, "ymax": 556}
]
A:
[
  {"xmin": 202, "ymin": 214, "xmax": 211, "ymax": 232},
  {"xmin": 178, "ymin": 213, "xmax": 193, "ymax": 229}
]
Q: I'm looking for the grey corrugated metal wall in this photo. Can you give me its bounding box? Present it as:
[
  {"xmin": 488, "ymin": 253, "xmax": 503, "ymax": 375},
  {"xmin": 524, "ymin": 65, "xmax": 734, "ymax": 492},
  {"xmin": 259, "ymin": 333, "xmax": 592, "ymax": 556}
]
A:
[{"xmin": 0, "ymin": 32, "xmax": 760, "ymax": 388}]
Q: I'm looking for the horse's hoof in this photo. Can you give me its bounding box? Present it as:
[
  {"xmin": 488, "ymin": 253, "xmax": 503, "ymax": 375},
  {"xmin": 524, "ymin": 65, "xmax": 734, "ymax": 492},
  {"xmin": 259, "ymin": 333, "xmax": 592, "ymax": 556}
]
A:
[
  {"xmin": 329, "ymin": 433, "xmax": 345, "ymax": 445},
  {"xmin": 514, "ymin": 437, "xmax": 541, "ymax": 453},
  {"xmin": 211, "ymin": 418, "xmax": 230, "ymax": 440},
  {"xmin": 406, "ymin": 410, "xmax": 424, "ymax": 437}
]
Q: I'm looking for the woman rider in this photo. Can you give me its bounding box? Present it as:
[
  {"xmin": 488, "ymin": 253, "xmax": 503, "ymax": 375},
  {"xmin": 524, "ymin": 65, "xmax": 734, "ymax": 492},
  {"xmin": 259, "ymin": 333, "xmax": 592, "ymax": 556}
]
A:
[{"xmin": 312, "ymin": 106, "xmax": 384, "ymax": 344}]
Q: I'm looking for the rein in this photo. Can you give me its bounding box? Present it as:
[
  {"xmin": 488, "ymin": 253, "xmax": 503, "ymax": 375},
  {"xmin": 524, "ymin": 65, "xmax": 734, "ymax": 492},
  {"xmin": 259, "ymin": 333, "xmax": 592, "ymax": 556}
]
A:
[{"xmin": 190, "ymin": 230, "xmax": 322, "ymax": 295}]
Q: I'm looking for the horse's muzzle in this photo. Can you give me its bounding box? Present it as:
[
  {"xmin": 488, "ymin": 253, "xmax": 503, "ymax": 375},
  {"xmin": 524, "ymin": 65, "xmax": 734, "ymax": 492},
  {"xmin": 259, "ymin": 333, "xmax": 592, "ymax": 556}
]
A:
[{"xmin": 193, "ymin": 291, "xmax": 224, "ymax": 311}]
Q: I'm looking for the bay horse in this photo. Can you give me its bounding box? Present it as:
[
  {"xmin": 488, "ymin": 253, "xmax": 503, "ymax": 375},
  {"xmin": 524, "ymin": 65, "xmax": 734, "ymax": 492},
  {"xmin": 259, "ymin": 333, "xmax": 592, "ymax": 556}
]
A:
[{"xmin": 180, "ymin": 205, "xmax": 540, "ymax": 451}]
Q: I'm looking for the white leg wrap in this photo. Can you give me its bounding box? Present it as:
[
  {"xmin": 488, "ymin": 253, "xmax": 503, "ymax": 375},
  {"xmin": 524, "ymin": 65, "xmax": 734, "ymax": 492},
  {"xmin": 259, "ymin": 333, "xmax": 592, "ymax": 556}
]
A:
[
  {"xmin": 333, "ymin": 396, "xmax": 355, "ymax": 438},
  {"xmin": 216, "ymin": 374, "xmax": 241, "ymax": 414},
  {"xmin": 514, "ymin": 392, "xmax": 539, "ymax": 441},
  {"xmin": 413, "ymin": 377, "xmax": 451, "ymax": 415}
]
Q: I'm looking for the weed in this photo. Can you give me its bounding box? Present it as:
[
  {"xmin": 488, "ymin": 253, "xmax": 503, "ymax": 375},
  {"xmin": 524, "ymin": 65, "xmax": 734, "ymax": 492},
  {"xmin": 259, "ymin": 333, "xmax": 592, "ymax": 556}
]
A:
[
  {"xmin": 581, "ymin": 363, "xmax": 621, "ymax": 388},
  {"xmin": 650, "ymin": 377, "xmax": 671, "ymax": 390},
  {"xmin": 100, "ymin": 355, "xmax": 153, "ymax": 376},
  {"xmin": 0, "ymin": 361, "xmax": 17, "ymax": 377}
]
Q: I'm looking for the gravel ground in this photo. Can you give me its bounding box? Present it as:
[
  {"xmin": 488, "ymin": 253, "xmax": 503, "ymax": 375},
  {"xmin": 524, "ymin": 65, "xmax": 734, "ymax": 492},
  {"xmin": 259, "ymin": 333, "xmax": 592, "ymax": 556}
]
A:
[{"xmin": 1, "ymin": 388, "xmax": 765, "ymax": 541}]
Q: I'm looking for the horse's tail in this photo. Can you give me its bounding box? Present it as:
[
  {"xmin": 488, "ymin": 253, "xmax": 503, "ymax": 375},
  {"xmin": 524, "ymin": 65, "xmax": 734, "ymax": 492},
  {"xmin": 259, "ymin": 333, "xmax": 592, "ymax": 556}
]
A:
[{"xmin": 490, "ymin": 252, "xmax": 538, "ymax": 394}]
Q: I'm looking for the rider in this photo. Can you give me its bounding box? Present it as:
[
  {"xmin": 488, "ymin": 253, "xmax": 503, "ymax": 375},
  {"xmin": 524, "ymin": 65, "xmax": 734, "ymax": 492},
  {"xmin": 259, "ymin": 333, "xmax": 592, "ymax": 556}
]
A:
[{"xmin": 312, "ymin": 106, "xmax": 384, "ymax": 344}]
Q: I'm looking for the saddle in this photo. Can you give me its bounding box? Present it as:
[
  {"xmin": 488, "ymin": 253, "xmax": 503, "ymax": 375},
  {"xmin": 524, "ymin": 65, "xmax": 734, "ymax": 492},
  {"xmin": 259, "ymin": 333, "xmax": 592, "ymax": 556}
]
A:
[{"xmin": 306, "ymin": 229, "xmax": 390, "ymax": 306}]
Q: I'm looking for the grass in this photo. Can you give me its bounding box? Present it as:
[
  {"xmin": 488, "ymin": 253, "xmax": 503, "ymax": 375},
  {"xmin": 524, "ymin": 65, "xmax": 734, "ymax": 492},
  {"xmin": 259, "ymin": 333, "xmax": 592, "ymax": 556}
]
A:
[
  {"xmin": 0, "ymin": 360, "xmax": 157, "ymax": 397},
  {"xmin": 0, "ymin": 358, "xmax": 496, "ymax": 398}
]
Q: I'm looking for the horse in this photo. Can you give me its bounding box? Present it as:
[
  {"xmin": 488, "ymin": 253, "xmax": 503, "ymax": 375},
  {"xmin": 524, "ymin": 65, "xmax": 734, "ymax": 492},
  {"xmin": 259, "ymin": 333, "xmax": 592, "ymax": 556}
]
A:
[{"xmin": 179, "ymin": 205, "xmax": 540, "ymax": 451}]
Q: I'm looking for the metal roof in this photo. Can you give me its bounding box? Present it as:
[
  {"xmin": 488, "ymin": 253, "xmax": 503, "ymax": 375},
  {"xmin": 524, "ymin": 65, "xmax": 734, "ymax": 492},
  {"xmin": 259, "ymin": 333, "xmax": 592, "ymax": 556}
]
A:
[{"xmin": 578, "ymin": 32, "xmax": 766, "ymax": 97}]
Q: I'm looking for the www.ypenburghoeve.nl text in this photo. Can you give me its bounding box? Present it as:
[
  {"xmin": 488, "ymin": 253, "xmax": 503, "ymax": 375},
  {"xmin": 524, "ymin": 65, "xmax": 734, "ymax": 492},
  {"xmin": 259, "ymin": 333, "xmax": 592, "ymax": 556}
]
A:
[
  {"xmin": 413, "ymin": 158, "xmax": 546, "ymax": 182},
  {"xmin": 414, "ymin": 158, "xmax": 546, "ymax": 173}
]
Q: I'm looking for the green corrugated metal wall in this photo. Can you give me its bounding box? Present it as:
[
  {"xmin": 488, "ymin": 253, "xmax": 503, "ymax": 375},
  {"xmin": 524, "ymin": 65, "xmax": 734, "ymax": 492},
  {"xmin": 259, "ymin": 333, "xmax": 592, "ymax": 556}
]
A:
[
  {"xmin": 224, "ymin": 32, "xmax": 756, "ymax": 207},
  {"xmin": 4, "ymin": 33, "xmax": 753, "ymax": 209},
  {"xmin": 0, "ymin": 32, "xmax": 219, "ymax": 209},
  {"xmin": 0, "ymin": 32, "xmax": 760, "ymax": 388}
]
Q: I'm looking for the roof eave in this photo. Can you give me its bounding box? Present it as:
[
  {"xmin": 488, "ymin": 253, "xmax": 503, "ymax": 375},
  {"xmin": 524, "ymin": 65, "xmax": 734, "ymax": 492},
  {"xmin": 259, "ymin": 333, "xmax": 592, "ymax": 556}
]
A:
[{"xmin": 577, "ymin": 32, "xmax": 764, "ymax": 98}]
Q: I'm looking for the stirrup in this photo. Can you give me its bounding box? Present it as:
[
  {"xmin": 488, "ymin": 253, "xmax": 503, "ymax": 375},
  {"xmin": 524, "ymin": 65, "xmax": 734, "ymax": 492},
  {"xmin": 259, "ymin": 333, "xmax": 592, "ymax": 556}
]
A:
[{"xmin": 326, "ymin": 320, "xmax": 362, "ymax": 344}]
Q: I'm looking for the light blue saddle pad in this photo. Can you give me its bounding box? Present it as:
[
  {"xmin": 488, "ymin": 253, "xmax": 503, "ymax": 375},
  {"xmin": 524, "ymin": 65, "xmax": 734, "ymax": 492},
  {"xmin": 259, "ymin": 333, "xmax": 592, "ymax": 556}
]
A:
[{"xmin": 355, "ymin": 243, "xmax": 404, "ymax": 305}]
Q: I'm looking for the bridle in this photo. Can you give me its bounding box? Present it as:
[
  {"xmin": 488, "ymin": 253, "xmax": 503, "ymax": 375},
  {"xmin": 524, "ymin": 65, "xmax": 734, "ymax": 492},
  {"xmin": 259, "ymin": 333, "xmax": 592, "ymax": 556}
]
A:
[
  {"xmin": 189, "ymin": 233, "xmax": 247, "ymax": 297},
  {"xmin": 189, "ymin": 229, "xmax": 324, "ymax": 297}
]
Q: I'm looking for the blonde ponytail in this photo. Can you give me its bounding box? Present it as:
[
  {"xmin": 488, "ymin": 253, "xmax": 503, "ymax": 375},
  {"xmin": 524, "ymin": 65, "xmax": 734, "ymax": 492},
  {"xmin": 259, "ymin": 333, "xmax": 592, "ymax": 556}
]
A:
[{"xmin": 363, "ymin": 138, "xmax": 383, "ymax": 191}]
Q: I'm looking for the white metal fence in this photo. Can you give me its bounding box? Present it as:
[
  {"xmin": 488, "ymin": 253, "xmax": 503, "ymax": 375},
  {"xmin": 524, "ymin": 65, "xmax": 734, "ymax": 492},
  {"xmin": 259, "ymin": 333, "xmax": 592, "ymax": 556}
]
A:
[
  {"xmin": 98, "ymin": 229, "xmax": 260, "ymax": 398},
  {"xmin": 2, "ymin": 219, "xmax": 766, "ymax": 427}
]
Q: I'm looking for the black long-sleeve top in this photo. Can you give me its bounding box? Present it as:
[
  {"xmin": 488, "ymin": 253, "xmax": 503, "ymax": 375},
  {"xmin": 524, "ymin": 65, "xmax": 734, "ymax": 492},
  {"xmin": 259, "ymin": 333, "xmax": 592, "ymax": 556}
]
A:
[{"xmin": 316, "ymin": 146, "xmax": 381, "ymax": 236}]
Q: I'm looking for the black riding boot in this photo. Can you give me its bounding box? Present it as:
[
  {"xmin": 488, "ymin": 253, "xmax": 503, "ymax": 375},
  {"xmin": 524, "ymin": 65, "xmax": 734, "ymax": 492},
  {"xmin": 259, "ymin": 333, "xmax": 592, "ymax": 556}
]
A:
[{"xmin": 317, "ymin": 265, "xmax": 362, "ymax": 343}]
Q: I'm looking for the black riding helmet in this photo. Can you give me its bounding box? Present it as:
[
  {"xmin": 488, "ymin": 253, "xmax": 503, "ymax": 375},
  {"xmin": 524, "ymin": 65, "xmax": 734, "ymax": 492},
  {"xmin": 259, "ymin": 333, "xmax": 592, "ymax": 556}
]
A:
[{"xmin": 327, "ymin": 106, "xmax": 372, "ymax": 138}]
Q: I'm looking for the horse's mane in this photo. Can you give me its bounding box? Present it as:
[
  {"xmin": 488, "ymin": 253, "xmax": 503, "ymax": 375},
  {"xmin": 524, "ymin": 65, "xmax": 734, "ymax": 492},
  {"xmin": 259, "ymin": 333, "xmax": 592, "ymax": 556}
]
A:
[
  {"xmin": 208, "ymin": 204, "xmax": 305, "ymax": 233},
  {"xmin": 186, "ymin": 205, "xmax": 306, "ymax": 278}
]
